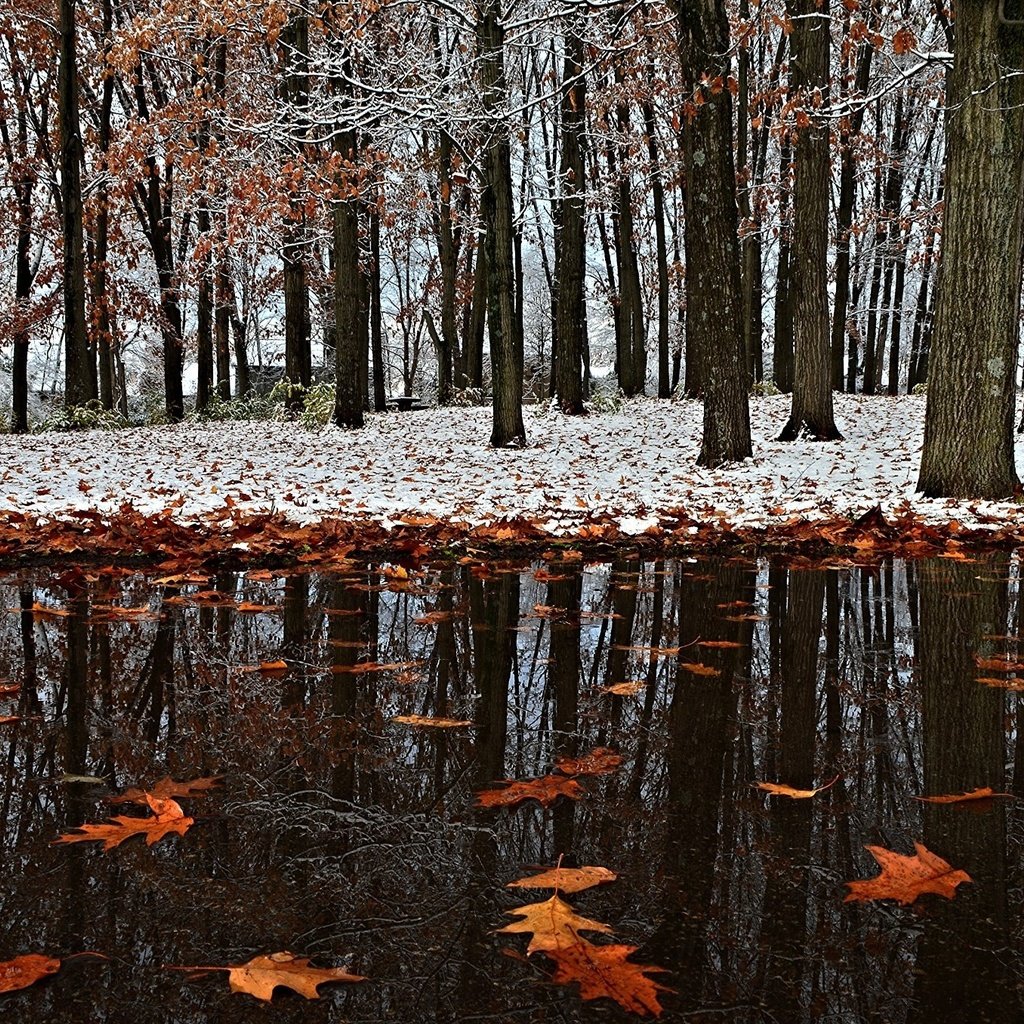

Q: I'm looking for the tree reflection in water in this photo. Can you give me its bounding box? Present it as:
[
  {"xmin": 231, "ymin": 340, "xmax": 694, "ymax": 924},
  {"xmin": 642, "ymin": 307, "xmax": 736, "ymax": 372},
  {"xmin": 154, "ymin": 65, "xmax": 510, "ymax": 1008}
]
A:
[{"xmin": 0, "ymin": 554, "xmax": 1021, "ymax": 1022}]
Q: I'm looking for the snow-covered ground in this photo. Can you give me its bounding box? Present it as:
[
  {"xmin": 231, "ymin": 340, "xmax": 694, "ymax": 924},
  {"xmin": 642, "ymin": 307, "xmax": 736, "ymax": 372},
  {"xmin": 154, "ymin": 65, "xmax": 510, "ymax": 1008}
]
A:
[{"xmin": 0, "ymin": 394, "xmax": 1018, "ymax": 541}]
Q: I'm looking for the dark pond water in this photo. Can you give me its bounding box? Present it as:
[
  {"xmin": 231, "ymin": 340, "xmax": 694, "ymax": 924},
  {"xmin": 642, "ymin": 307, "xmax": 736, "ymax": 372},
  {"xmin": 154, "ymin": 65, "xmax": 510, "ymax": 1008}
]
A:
[{"xmin": 1, "ymin": 554, "xmax": 1023, "ymax": 1022}]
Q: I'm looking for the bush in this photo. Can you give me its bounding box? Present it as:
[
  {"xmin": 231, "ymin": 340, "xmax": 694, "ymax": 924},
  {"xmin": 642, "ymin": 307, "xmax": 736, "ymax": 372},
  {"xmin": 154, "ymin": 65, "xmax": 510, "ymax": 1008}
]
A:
[
  {"xmin": 194, "ymin": 390, "xmax": 280, "ymax": 423},
  {"xmin": 297, "ymin": 380, "xmax": 336, "ymax": 428},
  {"xmin": 587, "ymin": 381, "xmax": 625, "ymax": 414},
  {"xmin": 39, "ymin": 400, "xmax": 127, "ymax": 433},
  {"xmin": 911, "ymin": 382, "xmax": 928, "ymax": 395}
]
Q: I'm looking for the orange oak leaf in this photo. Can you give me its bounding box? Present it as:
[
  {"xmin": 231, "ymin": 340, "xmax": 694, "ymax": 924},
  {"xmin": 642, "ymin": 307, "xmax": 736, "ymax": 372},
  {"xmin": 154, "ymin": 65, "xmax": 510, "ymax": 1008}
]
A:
[
  {"xmin": 914, "ymin": 787, "xmax": 1014, "ymax": 804},
  {"xmin": 754, "ymin": 775, "xmax": 839, "ymax": 799},
  {"xmin": 0, "ymin": 683, "xmax": 22, "ymax": 696},
  {"xmin": 678, "ymin": 662, "xmax": 720, "ymax": 677},
  {"xmin": 974, "ymin": 656, "xmax": 1024, "ymax": 672},
  {"xmin": 498, "ymin": 895, "xmax": 612, "ymax": 954},
  {"xmin": 844, "ymin": 842, "xmax": 971, "ymax": 905},
  {"xmin": 696, "ymin": 639, "xmax": 745, "ymax": 649},
  {"xmin": 0, "ymin": 954, "xmax": 61, "ymax": 993},
  {"xmin": 977, "ymin": 676, "xmax": 1024, "ymax": 690},
  {"xmin": 507, "ymin": 866, "xmax": 618, "ymax": 894},
  {"xmin": 476, "ymin": 775, "xmax": 585, "ymax": 809},
  {"xmin": 555, "ymin": 747, "xmax": 623, "ymax": 777},
  {"xmin": 0, "ymin": 715, "xmax": 19, "ymax": 725},
  {"xmin": 53, "ymin": 795, "xmax": 194, "ymax": 851},
  {"xmin": 599, "ymin": 681, "xmax": 645, "ymax": 695},
  {"xmin": 546, "ymin": 940, "xmax": 671, "ymax": 1017},
  {"xmin": 170, "ymin": 951, "xmax": 364, "ymax": 1002},
  {"xmin": 392, "ymin": 715, "xmax": 473, "ymax": 728},
  {"xmin": 258, "ymin": 659, "xmax": 289, "ymax": 675},
  {"xmin": 109, "ymin": 775, "xmax": 224, "ymax": 805}
]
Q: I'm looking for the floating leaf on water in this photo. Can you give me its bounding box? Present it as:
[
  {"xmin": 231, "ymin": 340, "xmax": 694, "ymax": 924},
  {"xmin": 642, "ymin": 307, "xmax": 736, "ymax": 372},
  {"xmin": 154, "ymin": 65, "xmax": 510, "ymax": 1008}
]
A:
[
  {"xmin": 392, "ymin": 715, "xmax": 473, "ymax": 728},
  {"xmin": 476, "ymin": 775, "xmax": 584, "ymax": 809},
  {"xmin": 844, "ymin": 842, "xmax": 971, "ymax": 905},
  {"xmin": 0, "ymin": 954, "xmax": 62, "ymax": 993},
  {"xmin": 555, "ymin": 747, "xmax": 623, "ymax": 777},
  {"xmin": 754, "ymin": 775, "xmax": 839, "ymax": 800},
  {"xmin": 506, "ymin": 866, "xmax": 618, "ymax": 894},
  {"xmin": 914, "ymin": 787, "xmax": 1013, "ymax": 804}
]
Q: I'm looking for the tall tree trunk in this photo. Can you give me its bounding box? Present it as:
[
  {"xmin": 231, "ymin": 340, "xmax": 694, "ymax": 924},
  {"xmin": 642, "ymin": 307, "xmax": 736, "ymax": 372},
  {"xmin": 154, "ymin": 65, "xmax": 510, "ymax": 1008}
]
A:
[
  {"xmin": 369, "ymin": 189, "xmax": 386, "ymax": 411},
  {"xmin": 282, "ymin": 12, "xmax": 311, "ymax": 408},
  {"xmin": 674, "ymin": 0, "xmax": 752, "ymax": 467},
  {"xmin": 772, "ymin": 140, "xmax": 794, "ymax": 392},
  {"xmin": 554, "ymin": 28, "xmax": 586, "ymax": 415},
  {"xmin": 919, "ymin": 5, "xmax": 1024, "ymax": 498},
  {"xmin": 479, "ymin": 2, "xmax": 526, "ymax": 446},
  {"xmin": 58, "ymin": 0, "xmax": 96, "ymax": 408},
  {"xmin": 779, "ymin": 0, "xmax": 841, "ymax": 440},
  {"xmin": 643, "ymin": 93, "xmax": 672, "ymax": 398},
  {"xmin": 331, "ymin": 46, "xmax": 364, "ymax": 430},
  {"xmin": 213, "ymin": 43, "xmax": 230, "ymax": 400},
  {"xmin": 831, "ymin": 3, "xmax": 876, "ymax": 390}
]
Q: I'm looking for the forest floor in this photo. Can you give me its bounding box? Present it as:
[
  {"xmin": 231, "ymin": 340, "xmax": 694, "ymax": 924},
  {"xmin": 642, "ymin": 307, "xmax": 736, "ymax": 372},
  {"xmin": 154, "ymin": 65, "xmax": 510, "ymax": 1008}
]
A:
[{"xmin": 2, "ymin": 393, "xmax": 1022, "ymax": 565}]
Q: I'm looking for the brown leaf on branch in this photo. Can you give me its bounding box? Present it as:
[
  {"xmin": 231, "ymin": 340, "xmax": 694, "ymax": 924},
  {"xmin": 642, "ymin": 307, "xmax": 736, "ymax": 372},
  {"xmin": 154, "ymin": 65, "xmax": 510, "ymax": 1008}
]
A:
[
  {"xmin": 507, "ymin": 866, "xmax": 618, "ymax": 894},
  {"xmin": 109, "ymin": 775, "xmax": 223, "ymax": 806},
  {"xmin": 546, "ymin": 941, "xmax": 670, "ymax": 1017},
  {"xmin": 555, "ymin": 747, "xmax": 623, "ymax": 777},
  {"xmin": 475, "ymin": 775, "xmax": 584, "ymax": 809},
  {"xmin": 169, "ymin": 951, "xmax": 365, "ymax": 1002},
  {"xmin": 844, "ymin": 842, "xmax": 971, "ymax": 905},
  {"xmin": 754, "ymin": 775, "xmax": 839, "ymax": 799},
  {"xmin": 53, "ymin": 795, "xmax": 194, "ymax": 851},
  {"xmin": 0, "ymin": 954, "xmax": 61, "ymax": 993},
  {"xmin": 497, "ymin": 895, "xmax": 612, "ymax": 954},
  {"xmin": 914, "ymin": 787, "xmax": 1013, "ymax": 804}
]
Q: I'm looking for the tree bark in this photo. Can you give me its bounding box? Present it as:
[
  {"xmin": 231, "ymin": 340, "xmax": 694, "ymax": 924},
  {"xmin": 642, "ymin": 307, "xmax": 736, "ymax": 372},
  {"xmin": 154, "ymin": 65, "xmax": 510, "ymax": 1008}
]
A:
[
  {"xmin": 779, "ymin": 0, "xmax": 841, "ymax": 440},
  {"xmin": 674, "ymin": 0, "xmax": 752, "ymax": 467},
  {"xmin": 479, "ymin": 2, "xmax": 526, "ymax": 446},
  {"xmin": 919, "ymin": 4, "xmax": 1024, "ymax": 497},
  {"xmin": 58, "ymin": 0, "xmax": 96, "ymax": 409},
  {"xmin": 554, "ymin": 28, "xmax": 586, "ymax": 415}
]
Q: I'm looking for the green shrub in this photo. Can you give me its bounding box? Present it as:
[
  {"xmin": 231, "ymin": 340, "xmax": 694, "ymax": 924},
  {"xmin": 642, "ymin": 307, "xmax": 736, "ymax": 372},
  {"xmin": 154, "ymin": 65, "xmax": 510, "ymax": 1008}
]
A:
[
  {"xmin": 39, "ymin": 400, "xmax": 127, "ymax": 433},
  {"xmin": 298, "ymin": 380, "xmax": 336, "ymax": 428},
  {"xmin": 911, "ymin": 382, "xmax": 928, "ymax": 395},
  {"xmin": 194, "ymin": 390, "xmax": 280, "ymax": 423}
]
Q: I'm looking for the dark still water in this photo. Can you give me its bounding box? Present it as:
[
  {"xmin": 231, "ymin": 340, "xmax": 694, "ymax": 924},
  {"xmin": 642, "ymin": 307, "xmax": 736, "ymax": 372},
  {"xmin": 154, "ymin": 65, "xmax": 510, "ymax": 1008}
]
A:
[{"xmin": 1, "ymin": 554, "xmax": 1023, "ymax": 1023}]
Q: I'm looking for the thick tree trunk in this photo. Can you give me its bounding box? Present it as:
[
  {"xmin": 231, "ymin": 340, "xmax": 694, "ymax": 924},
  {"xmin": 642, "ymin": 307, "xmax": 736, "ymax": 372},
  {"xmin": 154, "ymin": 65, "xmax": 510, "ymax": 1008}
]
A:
[
  {"xmin": 779, "ymin": 0, "xmax": 841, "ymax": 440},
  {"xmin": 554, "ymin": 29, "xmax": 586, "ymax": 415},
  {"xmin": 674, "ymin": 0, "xmax": 752, "ymax": 467},
  {"xmin": 479, "ymin": 3, "xmax": 526, "ymax": 446},
  {"xmin": 772, "ymin": 141, "xmax": 794, "ymax": 392},
  {"xmin": 642, "ymin": 94, "xmax": 672, "ymax": 398},
  {"xmin": 333, "ymin": 184, "xmax": 364, "ymax": 429},
  {"xmin": 58, "ymin": 0, "xmax": 96, "ymax": 409},
  {"xmin": 919, "ymin": 5, "xmax": 1024, "ymax": 498},
  {"xmin": 435, "ymin": 130, "xmax": 457, "ymax": 405}
]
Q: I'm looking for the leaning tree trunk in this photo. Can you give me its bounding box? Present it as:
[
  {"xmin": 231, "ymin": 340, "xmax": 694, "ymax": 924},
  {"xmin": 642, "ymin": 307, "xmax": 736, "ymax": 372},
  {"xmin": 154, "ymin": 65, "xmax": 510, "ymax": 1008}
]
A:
[
  {"xmin": 554, "ymin": 27, "xmax": 586, "ymax": 415},
  {"xmin": 58, "ymin": 0, "xmax": 96, "ymax": 409},
  {"xmin": 779, "ymin": 0, "xmax": 841, "ymax": 441},
  {"xmin": 674, "ymin": 0, "xmax": 752, "ymax": 467},
  {"xmin": 479, "ymin": 2, "xmax": 526, "ymax": 446},
  {"xmin": 918, "ymin": 4, "xmax": 1024, "ymax": 498}
]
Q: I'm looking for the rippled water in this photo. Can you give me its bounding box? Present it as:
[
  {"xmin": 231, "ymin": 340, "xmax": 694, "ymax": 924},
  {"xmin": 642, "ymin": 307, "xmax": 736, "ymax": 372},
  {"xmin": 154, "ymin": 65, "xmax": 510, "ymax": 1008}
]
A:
[{"xmin": 1, "ymin": 554, "xmax": 1022, "ymax": 1022}]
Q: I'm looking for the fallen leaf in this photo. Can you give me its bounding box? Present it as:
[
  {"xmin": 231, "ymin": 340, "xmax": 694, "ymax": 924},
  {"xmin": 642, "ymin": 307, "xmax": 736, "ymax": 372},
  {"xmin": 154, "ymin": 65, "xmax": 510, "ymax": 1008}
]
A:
[
  {"xmin": 257, "ymin": 660, "xmax": 289, "ymax": 675},
  {"xmin": 476, "ymin": 775, "xmax": 585, "ymax": 809},
  {"xmin": 170, "ymin": 951, "xmax": 364, "ymax": 1002},
  {"xmin": 53, "ymin": 795, "xmax": 194, "ymax": 851},
  {"xmin": 498, "ymin": 895, "xmax": 612, "ymax": 954},
  {"xmin": 0, "ymin": 715, "xmax": 19, "ymax": 725},
  {"xmin": 507, "ymin": 866, "xmax": 618, "ymax": 894},
  {"xmin": 844, "ymin": 842, "xmax": 971, "ymax": 905},
  {"xmin": 973, "ymin": 656, "xmax": 1024, "ymax": 672},
  {"xmin": 754, "ymin": 775, "xmax": 839, "ymax": 799},
  {"xmin": 0, "ymin": 953, "xmax": 61, "ymax": 993},
  {"xmin": 555, "ymin": 747, "xmax": 623, "ymax": 777},
  {"xmin": 914, "ymin": 787, "xmax": 1013, "ymax": 804},
  {"xmin": 546, "ymin": 941, "xmax": 670, "ymax": 1017},
  {"xmin": 696, "ymin": 639, "xmax": 745, "ymax": 649},
  {"xmin": 678, "ymin": 662, "xmax": 720, "ymax": 677},
  {"xmin": 599, "ymin": 681, "xmax": 645, "ymax": 695},
  {"xmin": 331, "ymin": 660, "xmax": 422, "ymax": 675},
  {"xmin": 392, "ymin": 715, "xmax": 473, "ymax": 728},
  {"xmin": 109, "ymin": 775, "xmax": 224, "ymax": 805}
]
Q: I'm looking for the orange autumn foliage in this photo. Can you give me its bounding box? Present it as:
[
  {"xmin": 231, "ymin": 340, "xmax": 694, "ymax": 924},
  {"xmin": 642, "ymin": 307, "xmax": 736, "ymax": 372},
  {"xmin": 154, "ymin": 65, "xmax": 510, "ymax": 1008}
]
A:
[
  {"xmin": 844, "ymin": 842, "xmax": 971, "ymax": 905},
  {"xmin": 53, "ymin": 795, "xmax": 194, "ymax": 851}
]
